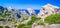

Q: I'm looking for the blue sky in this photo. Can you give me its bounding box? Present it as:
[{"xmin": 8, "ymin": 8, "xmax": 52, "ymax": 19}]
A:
[{"xmin": 0, "ymin": 0, "xmax": 60, "ymax": 9}]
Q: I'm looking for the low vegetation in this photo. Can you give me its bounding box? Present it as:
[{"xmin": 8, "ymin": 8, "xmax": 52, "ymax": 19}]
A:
[
  {"xmin": 0, "ymin": 26, "xmax": 3, "ymax": 28},
  {"xmin": 17, "ymin": 15, "xmax": 41, "ymax": 28},
  {"xmin": 5, "ymin": 26, "xmax": 10, "ymax": 28},
  {"xmin": 44, "ymin": 14, "xmax": 60, "ymax": 24}
]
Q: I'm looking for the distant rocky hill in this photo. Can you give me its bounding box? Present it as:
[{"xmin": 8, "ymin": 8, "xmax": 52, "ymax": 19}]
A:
[
  {"xmin": 38, "ymin": 4, "xmax": 60, "ymax": 19},
  {"xmin": 0, "ymin": 6, "xmax": 40, "ymax": 19}
]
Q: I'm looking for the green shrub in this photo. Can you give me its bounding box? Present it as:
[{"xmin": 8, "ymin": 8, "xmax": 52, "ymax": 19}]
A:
[
  {"xmin": 27, "ymin": 16, "xmax": 41, "ymax": 25},
  {"xmin": 17, "ymin": 16, "xmax": 41, "ymax": 28},
  {"xmin": 38, "ymin": 19, "xmax": 44, "ymax": 25},
  {"xmin": 18, "ymin": 24, "xmax": 25, "ymax": 28},
  {"xmin": 44, "ymin": 14, "xmax": 60, "ymax": 24},
  {"xmin": 0, "ymin": 26, "xmax": 3, "ymax": 28},
  {"xmin": 17, "ymin": 24, "xmax": 31, "ymax": 28},
  {"xmin": 5, "ymin": 26, "xmax": 10, "ymax": 28}
]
